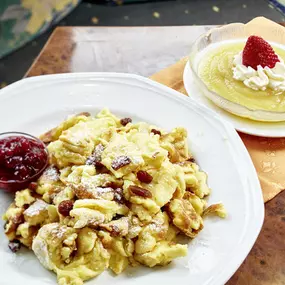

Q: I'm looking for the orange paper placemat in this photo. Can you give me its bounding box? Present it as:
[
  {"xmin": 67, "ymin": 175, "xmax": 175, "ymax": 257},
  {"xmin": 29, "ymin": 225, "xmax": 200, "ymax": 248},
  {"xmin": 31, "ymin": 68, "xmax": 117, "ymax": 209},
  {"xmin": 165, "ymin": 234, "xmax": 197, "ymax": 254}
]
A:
[{"xmin": 150, "ymin": 58, "xmax": 285, "ymax": 202}]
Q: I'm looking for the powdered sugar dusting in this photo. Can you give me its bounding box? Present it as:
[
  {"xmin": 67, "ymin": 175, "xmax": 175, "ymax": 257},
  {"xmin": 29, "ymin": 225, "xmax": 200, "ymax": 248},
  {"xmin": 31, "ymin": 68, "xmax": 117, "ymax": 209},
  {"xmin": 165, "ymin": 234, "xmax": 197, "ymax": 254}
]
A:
[
  {"xmin": 81, "ymin": 182, "xmax": 114, "ymax": 195},
  {"xmin": 149, "ymin": 223, "xmax": 162, "ymax": 232},
  {"xmin": 96, "ymin": 187, "xmax": 114, "ymax": 195},
  {"xmin": 86, "ymin": 144, "xmax": 105, "ymax": 166},
  {"xmin": 111, "ymin": 156, "xmax": 132, "ymax": 170},
  {"xmin": 24, "ymin": 199, "xmax": 48, "ymax": 217},
  {"xmin": 32, "ymin": 238, "xmax": 52, "ymax": 270},
  {"xmin": 42, "ymin": 166, "xmax": 59, "ymax": 181},
  {"xmin": 32, "ymin": 223, "xmax": 69, "ymax": 270},
  {"xmin": 51, "ymin": 225, "xmax": 67, "ymax": 239},
  {"xmin": 148, "ymin": 216, "xmax": 164, "ymax": 233},
  {"xmin": 76, "ymin": 182, "xmax": 115, "ymax": 200}
]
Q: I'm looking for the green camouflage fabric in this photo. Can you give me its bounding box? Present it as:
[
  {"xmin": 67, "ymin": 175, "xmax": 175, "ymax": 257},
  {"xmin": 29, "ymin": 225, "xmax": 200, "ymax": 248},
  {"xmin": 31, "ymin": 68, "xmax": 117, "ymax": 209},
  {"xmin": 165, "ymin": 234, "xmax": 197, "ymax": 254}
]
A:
[{"xmin": 0, "ymin": 0, "xmax": 81, "ymax": 59}]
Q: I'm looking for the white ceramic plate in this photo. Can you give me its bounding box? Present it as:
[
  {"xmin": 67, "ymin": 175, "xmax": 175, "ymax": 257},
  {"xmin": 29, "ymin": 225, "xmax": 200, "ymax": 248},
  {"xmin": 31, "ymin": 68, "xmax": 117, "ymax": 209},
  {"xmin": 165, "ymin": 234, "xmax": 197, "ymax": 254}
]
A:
[
  {"xmin": 0, "ymin": 73, "xmax": 264, "ymax": 285},
  {"xmin": 183, "ymin": 61, "xmax": 285, "ymax": 137}
]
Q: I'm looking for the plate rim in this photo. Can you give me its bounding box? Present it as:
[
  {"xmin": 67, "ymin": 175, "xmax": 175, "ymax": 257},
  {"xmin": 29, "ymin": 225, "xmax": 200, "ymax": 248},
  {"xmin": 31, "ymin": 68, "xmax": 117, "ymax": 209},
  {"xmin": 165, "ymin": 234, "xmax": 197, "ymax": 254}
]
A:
[
  {"xmin": 0, "ymin": 72, "xmax": 264, "ymax": 285},
  {"xmin": 183, "ymin": 61, "xmax": 285, "ymax": 138}
]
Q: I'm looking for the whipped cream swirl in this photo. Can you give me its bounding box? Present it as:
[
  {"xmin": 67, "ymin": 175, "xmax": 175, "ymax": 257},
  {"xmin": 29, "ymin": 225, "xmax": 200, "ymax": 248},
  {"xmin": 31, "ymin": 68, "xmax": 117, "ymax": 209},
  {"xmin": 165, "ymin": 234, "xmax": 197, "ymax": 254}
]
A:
[{"xmin": 232, "ymin": 52, "xmax": 285, "ymax": 91}]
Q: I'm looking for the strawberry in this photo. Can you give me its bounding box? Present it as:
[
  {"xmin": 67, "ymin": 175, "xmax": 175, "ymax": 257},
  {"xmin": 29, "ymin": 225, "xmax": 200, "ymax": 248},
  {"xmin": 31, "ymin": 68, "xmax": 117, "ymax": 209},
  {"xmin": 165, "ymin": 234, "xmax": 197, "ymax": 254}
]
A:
[{"xmin": 242, "ymin": 35, "xmax": 279, "ymax": 70}]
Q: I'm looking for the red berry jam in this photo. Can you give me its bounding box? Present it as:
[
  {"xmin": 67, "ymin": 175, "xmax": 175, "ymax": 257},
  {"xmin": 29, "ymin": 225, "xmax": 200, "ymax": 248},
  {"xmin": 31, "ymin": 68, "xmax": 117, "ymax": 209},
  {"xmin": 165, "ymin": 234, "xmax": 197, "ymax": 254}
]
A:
[{"xmin": 0, "ymin": 133, "xmax": 48, "ymax": 192}]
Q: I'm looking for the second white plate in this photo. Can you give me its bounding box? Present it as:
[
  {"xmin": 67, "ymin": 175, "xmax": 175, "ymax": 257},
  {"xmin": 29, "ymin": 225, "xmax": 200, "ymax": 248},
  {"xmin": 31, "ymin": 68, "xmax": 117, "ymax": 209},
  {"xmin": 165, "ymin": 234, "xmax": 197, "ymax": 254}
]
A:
[{"xmin": 183, "ymin": 61, "xmax": 285, "ymax": 137}]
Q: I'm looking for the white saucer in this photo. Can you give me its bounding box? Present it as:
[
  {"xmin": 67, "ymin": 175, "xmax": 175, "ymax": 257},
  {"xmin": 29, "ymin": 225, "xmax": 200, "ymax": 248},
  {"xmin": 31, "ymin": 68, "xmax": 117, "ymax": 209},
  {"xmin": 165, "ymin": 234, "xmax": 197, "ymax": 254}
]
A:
[{"xmin": 183, "ymin": 61, "xmax": 285, "ymax": 137}]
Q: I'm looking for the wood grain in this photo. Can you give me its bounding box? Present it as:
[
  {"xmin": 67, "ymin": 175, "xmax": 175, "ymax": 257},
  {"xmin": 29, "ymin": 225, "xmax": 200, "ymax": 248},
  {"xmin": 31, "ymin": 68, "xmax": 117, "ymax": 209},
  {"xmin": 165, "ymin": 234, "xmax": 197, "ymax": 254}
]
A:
[
  {"xmin": 25, "ymin": 26, "xmax": 213, "ymax": 77},
  {"xmin": 25, "ymin": 25, "xmax": 285, "ymax": 284},
  {"xmin": 227, "ymin": 191, "xmax": 285, "ymax": 285},
  {"xmin": 26, "ymin": 28, "xmax": 75, "ymax": 76}
]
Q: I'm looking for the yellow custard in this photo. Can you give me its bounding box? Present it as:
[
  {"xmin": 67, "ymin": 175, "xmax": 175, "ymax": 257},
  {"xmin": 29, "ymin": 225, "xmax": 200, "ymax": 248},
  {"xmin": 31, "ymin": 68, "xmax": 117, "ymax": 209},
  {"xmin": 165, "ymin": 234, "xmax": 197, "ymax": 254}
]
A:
[{"xmin": 198, "ymin": 42, "xmax": 285, "ymax": 112}]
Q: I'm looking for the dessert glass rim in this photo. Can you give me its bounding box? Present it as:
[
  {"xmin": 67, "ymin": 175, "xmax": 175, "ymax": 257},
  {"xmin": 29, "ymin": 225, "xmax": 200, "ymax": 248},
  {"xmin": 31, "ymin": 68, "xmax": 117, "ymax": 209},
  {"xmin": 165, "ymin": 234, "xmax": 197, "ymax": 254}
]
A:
[{"xmin": 188, "ymin": 20, "xmax": 285, "ymax": 122}]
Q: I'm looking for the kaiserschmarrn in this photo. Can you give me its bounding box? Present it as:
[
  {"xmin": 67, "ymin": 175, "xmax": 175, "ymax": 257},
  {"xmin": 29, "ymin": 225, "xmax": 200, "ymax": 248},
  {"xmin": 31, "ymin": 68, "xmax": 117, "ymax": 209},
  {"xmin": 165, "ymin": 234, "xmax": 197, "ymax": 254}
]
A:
[{"xmin": 3, "ymin": 109, "xmax": 225, "ymax": 285}]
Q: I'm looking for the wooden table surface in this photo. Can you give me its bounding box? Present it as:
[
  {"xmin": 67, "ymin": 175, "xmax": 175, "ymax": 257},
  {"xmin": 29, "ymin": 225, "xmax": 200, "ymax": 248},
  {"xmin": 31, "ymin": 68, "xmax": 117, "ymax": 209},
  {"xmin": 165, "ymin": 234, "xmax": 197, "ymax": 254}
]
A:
[{"xmin": 25, "ymin": 26, "xmax": 285, "ymax": 285}]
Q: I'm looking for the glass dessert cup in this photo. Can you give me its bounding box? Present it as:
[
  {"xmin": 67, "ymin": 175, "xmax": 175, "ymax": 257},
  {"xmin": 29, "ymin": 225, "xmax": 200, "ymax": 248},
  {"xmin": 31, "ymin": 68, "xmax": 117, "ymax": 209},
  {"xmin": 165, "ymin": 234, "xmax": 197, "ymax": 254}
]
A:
[
  {"xmin": 0, "ymin": 132, "xmax": 48, "ymax": 192},
  {"xmin": 189, "ymin": 17, "xmax": 285, "ymax": 122}
]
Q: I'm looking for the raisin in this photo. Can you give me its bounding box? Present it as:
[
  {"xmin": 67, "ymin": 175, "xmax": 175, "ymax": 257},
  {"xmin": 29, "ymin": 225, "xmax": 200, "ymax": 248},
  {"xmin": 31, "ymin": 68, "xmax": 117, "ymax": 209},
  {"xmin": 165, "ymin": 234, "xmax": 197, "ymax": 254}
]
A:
[
  {"xmin": 161, "ymin": 205, "xmax": 168, "ymax": 212},
  {"xmin": 113, "ymin": 214, "xmax": 124, "ymax": 220},
  {"xmin": 23, "ymin": 204, "xmax": 29, "ymax": 210},
  {"xmin": 12, "ymin": 213, "xmax": 24, "ymax": 225},
  {"xmin": 110, "ymin": 225, "xmax": 121, "ymax": 237},
  {"xmin": 186, "ymin": 187, "xmax": 195, "ymax": 193},
  {"xmin": 58, "ymin": 200, "xmax": 74, "ymax": 216},
  {"xmin": 137, "ymin": 170, "xmax": 153, "ymax": 184},
  {"xmin": 151, "ymin": 129, "xmax": 161, "ymax": 136},
  {"xmin": 86, "ymin": 144, "xmax": 104, "ymax": 168},
  {"xmin": 72, "ymin": 184, "xmax": 95, "ymax": 199},
  {"xmin": 120, "ymin": 118, "xmax": 132, "ymax": 126},
  {"xmin": 187, "ymin": 157, "xmax": 196, "ymax": 163},
  {"xmin": 28, "ymin": 182, "xmax": 38, "ymax": 191},
  {"xmin": 132, "ymin": 236, "xmax": 138, "ymax": 243},
  {"xmin": 111, "ymin": 156, "xmax": 131, "ymax": 170},
  {"xmin": 96, "ymin": 162, "xmax": 105, "ymax": 169},
  {"xmin": 129, "ymin": 185, "xmax": 152, "ymax": 198},
  {"xmin": 113, "ymin": 188, "xmax": 126, "ymax": 204},
  {"xmin": 8, "ymin": 240, "xmax": 21, "ymax": 253}
]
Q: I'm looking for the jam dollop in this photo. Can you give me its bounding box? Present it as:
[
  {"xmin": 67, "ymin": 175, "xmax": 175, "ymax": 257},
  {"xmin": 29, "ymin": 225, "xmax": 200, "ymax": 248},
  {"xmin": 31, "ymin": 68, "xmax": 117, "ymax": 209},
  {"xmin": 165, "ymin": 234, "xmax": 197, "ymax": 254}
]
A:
[{"xmin": 0, "ymin": 135, "xmax": 48, "ymax": 183}]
